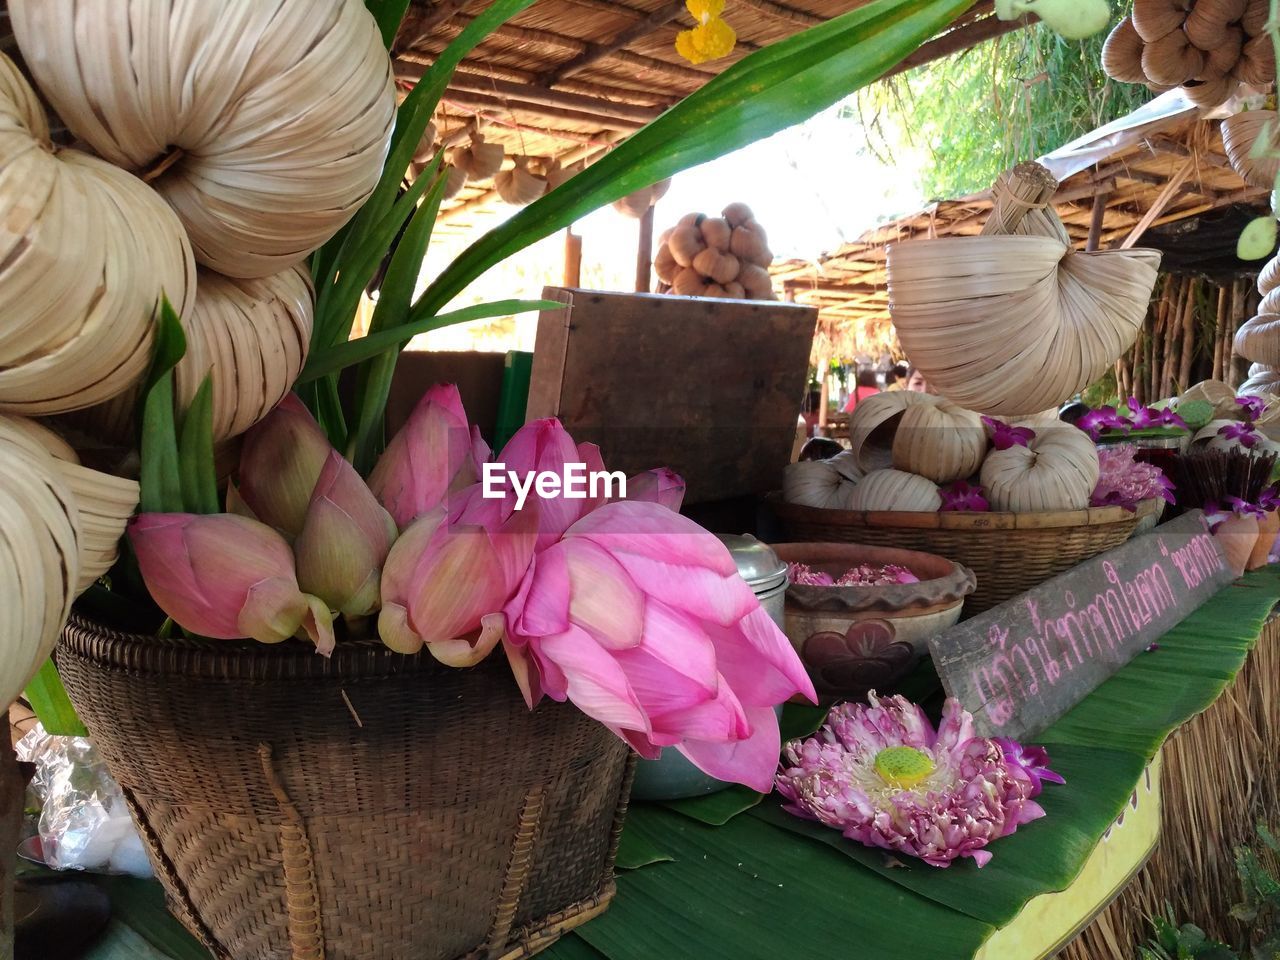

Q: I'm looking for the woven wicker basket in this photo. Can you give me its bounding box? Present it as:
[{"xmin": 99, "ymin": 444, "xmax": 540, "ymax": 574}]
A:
[
  {"xmin": 57, "ymin": 616, "xmax": 634, "ymax": 960},
  {"xmin": 769, "ymin": 498, "xmax": 1145, "ymax": 612}
]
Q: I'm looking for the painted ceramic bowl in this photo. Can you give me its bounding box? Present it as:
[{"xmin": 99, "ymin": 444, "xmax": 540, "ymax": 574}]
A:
[{"xmin": 772, "ymin": 543, "xmax": 976, "ymax": 704}]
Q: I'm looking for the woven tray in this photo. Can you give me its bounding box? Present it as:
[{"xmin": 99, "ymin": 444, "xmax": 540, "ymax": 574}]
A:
[
  {"xmin": 769, "ymin": 497, "xmax": 1147, "ymax": 612},
  {"xmin": 57, "ymin": 616, "xmax": 633, "ymax": 960}
]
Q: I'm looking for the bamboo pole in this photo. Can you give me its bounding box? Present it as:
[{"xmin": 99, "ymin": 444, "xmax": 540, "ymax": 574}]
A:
[
  {"xmin": 636, "ymin": 205, "xmax": 655, "ymax": 293},
  {"xmin": 1227, "ymin": 280, "xmax": 1247, "ymax": 388},
  {"xmin": 538, "ymin": 0, "xmax": 688, "ymax": 87},
  {"xmin": 817, "ymin": 352, "xmax": 831, "ymax": 432},
  {"xmin": 1179, "ymin": 275, "xmax": 1197, "ymax": 392},
  {"xmin": 563, "ymin": 228, "xmax": 582, "ymax": 287},
  {"xmin": 1213, "ymin": 285, "xmax": 1228, "ymax": 382}
]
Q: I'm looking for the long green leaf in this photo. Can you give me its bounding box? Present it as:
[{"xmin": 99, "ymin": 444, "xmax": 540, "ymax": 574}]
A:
[
  {"xmin": 142, "ymin": 296, "xmax": 187, "ymax": 397},
  {"xmin": 301, "ymin": 300, "xmax": 563, "ymax": 383},
  {"xmin": 412, "ymin": 0, "xmax": 975, "ymax": 324},
  {"xmin": 347, "ymin": 165, "xmax": 454, "ymax": 470},
  {"xmin": 364, "ymin": 0, "xmax": 411, "ymax": 49},
  {"xmin": 177, "ymin": 374, "xmax": 219, "ymax": 515},
  {"xmin": 139, "ymin": 300, "xmax": 188, "ymax": 513},
  {"xmin": 24, "ymin": 658, "xmax": 88, "ymax": 737}
]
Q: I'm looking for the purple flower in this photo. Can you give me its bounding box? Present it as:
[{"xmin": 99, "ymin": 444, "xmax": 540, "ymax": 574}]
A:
[
  {"xmin": 940, "ymin": 481, "xmax": 991, "ymax": 513},
  {"xmin": 992, "ymin": 738, "xmax": 1065, "ymax": 795},
  {"xmin": 981, "ymin": 416, "xmax": 1035, "ymax": 451},
  {"xmin": 1077, "ymin": 406, "xmax": 1131, "ymax": 440},
  {"xmin": 835, "ymin": 564, "xmax": 920, "ymax": 586},
  {"xmin": 777, "ymin": 694, "xmax": 1058, "ymax": 868},
  {"xmin": 1218, "ymin": 422, "xmax": 1261, "ymax": 449},
  {"xmin": 1259, "ymin": 485, "xmax": 1280, "ymax": 511},
  {"xmin": 1090, "ymin": 445, "xmax": 1176, "ymax": 511},
  {"xmin": 1131, "ymin": 406, "xmax": 1189, "ymax": 431},
  {"xmin": 1236, "ymin": 396, "xmax": 1267, "ymax": 423},
  {"xmin": 1226, "ymin": 496, "xmax": 1267, "ymax": 520},
  {"xmin": 787, "ymin": 562, "xmax": 834, "ymax": 586}
]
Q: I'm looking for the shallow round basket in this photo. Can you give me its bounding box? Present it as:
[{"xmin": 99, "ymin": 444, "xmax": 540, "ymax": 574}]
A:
[
  {"xmin": 768, "ymin": 497, "xmax": 1143, "ymax": 613},
  {"xmin": 57, "ymin": 616, "xmax": 633, "ymax": 960}
]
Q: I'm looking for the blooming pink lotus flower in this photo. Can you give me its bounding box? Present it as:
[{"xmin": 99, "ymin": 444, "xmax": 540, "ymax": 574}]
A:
[
  {"xmin": 777, "ymin": 693, "xmax": 1055, "ymax": 867},
  {"xmin": 625, "ymin": 468, "xmax": 686, "ymax": 512},
  {"xmin": 493, "ymin": 419, "xmax": 610, "ymax": 550},
  {"xmin": 501, "ymin": 500, "xmax": 816, "ymax": 792},
  {"xmin": 378, "ymin": 501, "xmax": 538, "ymax": 666},
  {"xmin": 369, "ymin": 384, "xmax": 490, "ymax": 529},
  {"xmin": 128, "ymin": 513, "xmax": 335, "ymax": 655},
  {"xmin": 295, "ymin": 452, "xmax": 398, "ymax": 618},
  {"xmin": 238, "ymin": 395, "xmax": 333, "ymax": 538}
]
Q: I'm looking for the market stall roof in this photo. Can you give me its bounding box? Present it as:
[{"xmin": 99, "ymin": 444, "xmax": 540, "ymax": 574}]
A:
[
  {"xmin": 771, "ymin": 98, "xmax": 1272, "ymax": 363},
  {"xmin": 393, "ymin": 0, "xmax": 1033, "ymax": 241}
]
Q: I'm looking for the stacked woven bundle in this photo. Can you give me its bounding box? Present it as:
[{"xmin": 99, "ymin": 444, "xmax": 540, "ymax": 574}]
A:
[
  {"xmin": 1235, "ymin": 243, "xmax": 1280, "ymax": 384},
  {"xmin": 1102, "ymin": 0, "xmax": 1273, "ymax": 107},
  {"xmin": 655, "ymin": 202, "xmax": 776, "ymax": 299}
]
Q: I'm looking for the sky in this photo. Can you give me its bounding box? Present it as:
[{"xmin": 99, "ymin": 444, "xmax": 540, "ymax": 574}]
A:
[{"xmin": 419, "ymin": 97, "xmax": 927, "ymax": 352}]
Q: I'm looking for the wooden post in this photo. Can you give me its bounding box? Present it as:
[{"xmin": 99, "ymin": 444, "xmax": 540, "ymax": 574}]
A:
[
  {"xmin": 563, "ymin": 228, "xmax": 582, "ymax": 288},
  {"xmin": 635, "ymin": 205, "xmax": 655, "ymax": 294},
  {"xmin": 816, "ymin": 352, "xmax": 830, "ymax": 433},
  {"xmin": 1179, "ymin": 277, "xmax": 1197, "ymax": 391},
  {"xmin": 1086, "ymin": 190, "xmax": 1109, "ymax": 252},
  {"xmin": 0, "ymin": 740, "xmax": 21, "ymax": 960}
]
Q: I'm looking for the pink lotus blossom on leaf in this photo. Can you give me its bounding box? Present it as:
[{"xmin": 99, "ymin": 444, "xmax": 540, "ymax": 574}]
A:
[
  {"xmin": 777, "ymin": 694, "xmax": 1056, "ymax": 867},
  {"xmin": 369, "ymin": 384, "xmax": 489, "ymax": 529},
  {"xmin": 128, "ymin": 513, "xmax": 335, "ymax": 655},
  {"xmin": 624, "ymin": 467, "xmax": 686, "ymax": 512},
  {"xmin": 502, "ymin": 500, "xmax": 816, "ymax": 792},
  {"xmin": 295, "ymin": 452, "xmax": 398, "ymax": 617},
  {"xmin": 238, "ymin": 395, "xmax": 334, "ymax": 539},
  {"xmin": 981, "ymin": 417, "xmax": 1035, "ymax": 450},
  {"xmin": 939, "ymin": 481, "xmax": 990, "ymax": 512},
  {"xmin": 378, "ymin": 498, "xmax": 538, "ymax": 666}
]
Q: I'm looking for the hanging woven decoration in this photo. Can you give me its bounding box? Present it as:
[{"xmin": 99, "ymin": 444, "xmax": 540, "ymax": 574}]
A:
[
  {"xmin": 0, "ymin": 53, "xmax": 197, "ymax": 416},
  {"xmin": 496, "ymin": 156, "xmax": 550, "ymax": 206},
  {"xmin": 449, "ymin": 128, "xmax": 505, "ymax": 181},
  {"xmin": 1101, "ymin": 0, "xmax": 1273, "ymax": 107},
  {"xmin": 9, "ymin": 0, "xmax": 397, "ymax": 279},
  {"xmin": 1221, "ymin": 110, "xmax": 1280, "ymax": 189},
  {"xmin": 887, "ymin": 163, "xmax": 1161, "ymax": 417},
  {"xmin": 612, "ymin": 178, "xmax": 672, "ymax": 218},
  {"xmin": 0, "ymin": 421, "xmax": 80, "ymax": 709},
  {"xmin": 654, "ymin": 202, "xmax": 776, "ymax": 299}
]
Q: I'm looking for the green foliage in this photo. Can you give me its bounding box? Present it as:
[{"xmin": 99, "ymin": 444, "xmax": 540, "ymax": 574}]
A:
[
  {"xmin": 855, "ymin": 15, "xmax": 1147, "ymax": 200},
  {"xmin": 1139, "ymin": 913, "xmax": 1237, "ymax": 960},
  {"xmin": 1231, "ymin": 824, "xmax": 1280, "ymax": 960}
]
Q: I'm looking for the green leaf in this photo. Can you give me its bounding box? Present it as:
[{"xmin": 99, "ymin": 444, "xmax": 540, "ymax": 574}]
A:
[
  {"xmin": 139, "ymin": 301, "xmax": 188, "ymax": 514},
  {"xmin": 177, "ymin": 374, "xmax": 219, "ymax": 515},
  {"xmin": 616, "ymin": 815, "xmax": 677, "ymax": 870},
  {"xmin": 301, "ymin": 300, "xmax": 563, "ymax": 383},
  {"xmin": 413, "ymin": 0, "xmax": 974, "ymax": 325},
  {"xmin": 23, "ymin": 659, "xmax": 87, "ymax": 737},
  {"xmin": 778, "ymin": 703, "xmax": 828, "ymax": 743},
  {"xmin": 364, "ymin": 0, "xmax": 410, "ymax": 49},
  {"xmin": 90, "ymin": 876, "xmax": 213, "ymax": 960},
  {"xmin": 139, "ymin": 372, "xmax": 183, "ymax": 514},
  {"xmin": 662, "ymin": 785, "xmax": 763, "ymax": 826},
  {"xmin": 1238, "ymin": 216, "xmax": 1278, "ymax": 261}
]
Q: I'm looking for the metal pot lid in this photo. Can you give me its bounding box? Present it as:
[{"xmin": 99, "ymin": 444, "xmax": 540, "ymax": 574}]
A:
[{"xmin": 715, "ymin": 534, "xmax": 787, "ymax": 591}]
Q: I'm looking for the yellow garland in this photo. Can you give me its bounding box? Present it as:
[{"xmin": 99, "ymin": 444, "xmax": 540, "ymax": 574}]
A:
[{"xmin": 675, "ymin": 14, "xmax": 736, "ymax": 65}]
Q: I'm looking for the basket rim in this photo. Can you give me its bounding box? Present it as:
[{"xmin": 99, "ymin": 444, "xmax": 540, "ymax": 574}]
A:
[
  {"xmin": 766, "ymin": 492, "xmax": 1152, "ymax": 531},
  {"xmin": 60, "ymin": 612, "xmax": 456, "ymax": 683}
]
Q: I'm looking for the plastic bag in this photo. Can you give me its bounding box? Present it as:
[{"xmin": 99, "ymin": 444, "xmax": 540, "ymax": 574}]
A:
[{"xmin": 15, "ymin": 723, "xmax": 152, "ymax": 878}]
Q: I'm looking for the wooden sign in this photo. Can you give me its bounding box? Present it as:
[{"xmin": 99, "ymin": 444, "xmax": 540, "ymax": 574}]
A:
[
  {"xmin": 526, "ymin": 288, "xmax": 817, "ymax": 505},
  {"xmin": 929, "ymin": 511, "xmax": 1234, "ymax": 739}
]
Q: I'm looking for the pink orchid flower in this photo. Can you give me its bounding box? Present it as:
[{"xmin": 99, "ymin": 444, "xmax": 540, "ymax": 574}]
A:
[
  {"xmin": 624, "ymin": 467, "xmax": 686, "ymax": 511},
  {"xmin": 294, "ymin": 451, "xmax": 398, "ymax": 618},
  {"xmin": 1218, "ymin": 422, "xmax": 1261, "ymax": 449},
  {"xmin": 1236, "ymin": 396, "xmax": 1267, "ymax": 423},
  {"xmin": 939, "ymin": 480, "xmax": 990, "ymax": 512},
  {"xmin": 378, "ymin": 498, "xmax": 538, "ymax": 666},
  {"xmin": 500, "ymin": 500, "xmax": 816, "ymax": 793},
  {"xmin": 369, "ymin": 383, "xmax": 490, "ymax": 529},
  {"xmin": 237, "ymin": 395, "xmax": 334, "ymax": 539},
  {"xmin": 128, "ymin": 513, "xmax": 335, "ymax": 654}
]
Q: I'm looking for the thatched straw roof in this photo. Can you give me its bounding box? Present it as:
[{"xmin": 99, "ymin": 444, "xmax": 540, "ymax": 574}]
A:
[
  {"xmin": 772, "ymin": 110, "xmax": 1271, "ymax": 363},
  {"xmin": 394, "ymin": 0, "xmax": 1032, "ymax": 240}
]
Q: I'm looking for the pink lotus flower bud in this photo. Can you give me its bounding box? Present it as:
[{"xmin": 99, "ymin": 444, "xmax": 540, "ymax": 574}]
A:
[
  {"xmin": 492, "ymin": 418, "xmax": 612, "ymax": 550},
  {"xmin": 369, "ymin": 384, "xmax": 490, "ymax": 529},
  {"xmin": 238, "ymin": 395, "xmax": 333, "ymax": 539},
  {"xmin": 129, "ymin": 513, "xmax": 335, "ymax": 655},
  {"xmin": 294, "ymin": 451, "xmax": 397, "ymax": 618},
  {"xmin": 501, "ymin": 500, "xmax": 816, "ymax": 792},
  {"xmin": 624, "ymin": 468, "xmax": 686, "ymax": 511},
  {"xmin": 378, "ymin": 501, "xmax": 538, "ymax": 666}
]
